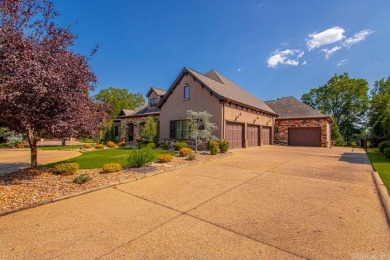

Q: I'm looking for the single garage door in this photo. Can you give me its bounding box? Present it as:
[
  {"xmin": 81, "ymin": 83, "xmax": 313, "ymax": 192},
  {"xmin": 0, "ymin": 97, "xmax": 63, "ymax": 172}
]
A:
[
  {"xmin": 247, "ymin": 124, "xmax": 260, "ymax": 147},
  {"xmin": 226, "ymin": 122, "xmax": 244, "ymax": 149},
  {"xmin": 262, "ymin": 126, "xmax": 271, "ymax": 145},
  {"xmin": 288, "ymin": 127, "xmax": 321, "ymax": 147}
]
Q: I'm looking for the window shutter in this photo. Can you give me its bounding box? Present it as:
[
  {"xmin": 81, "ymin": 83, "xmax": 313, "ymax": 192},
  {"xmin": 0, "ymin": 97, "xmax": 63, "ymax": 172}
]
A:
[{"xmin": 170, "ymin": 121, "xmax": 176, "ymax": 139}]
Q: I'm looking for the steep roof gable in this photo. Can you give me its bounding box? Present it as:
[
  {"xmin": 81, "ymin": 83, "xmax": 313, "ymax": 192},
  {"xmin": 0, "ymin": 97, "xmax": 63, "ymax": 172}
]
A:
[
  {"xmin": 158, "ymin": 67, "xmax": 277, "ymax": 116},
  {"xmin": 146, "ymin": 87, "xmax": 166, "ymax": 98},
  {"xmin": 265, "ymin": 96, "xmax": 330, "ymax": 120}
]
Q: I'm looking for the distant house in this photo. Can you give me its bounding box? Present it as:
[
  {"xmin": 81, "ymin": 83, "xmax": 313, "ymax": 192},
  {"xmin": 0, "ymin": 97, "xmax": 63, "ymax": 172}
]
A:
[
  {"xmin": 265, "ymin": 96, "xmax": 332, "ymax": 147},
  {"xmin": 114, "ymin": 68, "xmax": 332, "ymax": 148},
  {"xmin": 113, "ymin": 87, "xmax": 166, "ymax": 143}
]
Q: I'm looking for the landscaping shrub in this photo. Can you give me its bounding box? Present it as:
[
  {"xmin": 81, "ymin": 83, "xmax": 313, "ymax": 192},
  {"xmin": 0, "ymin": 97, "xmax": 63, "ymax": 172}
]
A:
[
  {"xmin": 160, "ymin": 141, "xmax": 170, "ymax": 150},
  {"xmin": 95, "ymin": 144, "xmax": 105, "ymax": 149},
  {"xmin": 158, "ymin": 154, "xmax": 173, "ymax": 163},
  {"xmin": 102, "ymin": 163, "xmax": 122, "ymax": 173},
  {"xmin": 15, "ymin": 143, "xmax": 24, "ymax": 148},
  {"xmin": 118, "ymin": 142, "xmax": 126, "ymax": 147},
  {"xmin": 206, "ymin": 140, "xmax": 213, "ymax": 151},
  {"xmin": 219, "ymin": 140, "xmax": 229, "ymax": 153},
  {"xmin": 106, "ymin": 141, "xmax": 116, "ymax": 148},
  {"xmin": 209, "ymin": 141, "xmax": 219, "ymax": 155},
  {"xmin": 384, "ymin": 148, "xmax": 390, "ymax": 159},
  {"xmin": 84, "ymin": 144, "xmax": 92, "ymax": 149},
  {"xmin": 174, "ymin": 141, "xmax": 188, "ymax": 151},
  {"xmin": 73, "ymin": 174, "xmax": 92, "ymax": 184},
  {"xmin": 127, "ymin": 148, "xmax": 155, "ymax": 167},
  {"xmin": 54, "ymin": 163, "xmax": 79, "ymax": 175},
  {"xmin": 187, "ymin": 153, "xmax": 196, "ymax": 160},
  {"xmin": 379, "ymin": 141, "xmax": 390, "ymax": 154},
  {"xmin": 179, "ymin": 147, "xmax": 193, "ymax": 157},
  {"xmin": 146, "ymin": 142, "xmax": 156, "ymax": 149}
]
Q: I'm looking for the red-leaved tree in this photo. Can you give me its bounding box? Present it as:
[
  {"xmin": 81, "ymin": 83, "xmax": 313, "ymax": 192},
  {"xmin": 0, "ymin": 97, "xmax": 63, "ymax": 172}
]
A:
[{"xmin": 0, "ymin": 0, "xmax": 110, "ymax": 167}]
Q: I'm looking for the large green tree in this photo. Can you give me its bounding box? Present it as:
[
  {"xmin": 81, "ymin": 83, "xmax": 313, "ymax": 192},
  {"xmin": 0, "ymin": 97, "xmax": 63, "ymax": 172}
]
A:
[
  {"xmin": 95, "ymin": 87, "xmax": 145, "ymax": 120},
  {"xmin": 95, "ymin": 87, "xmax": 145, "ymax": 141},
  {"xmin": 369, "ymin": 77, "xmax": 390, "ymax": 139},
  {"xmin": 301, "ymin": 73, "xmax": 369, "ymax": 143}
]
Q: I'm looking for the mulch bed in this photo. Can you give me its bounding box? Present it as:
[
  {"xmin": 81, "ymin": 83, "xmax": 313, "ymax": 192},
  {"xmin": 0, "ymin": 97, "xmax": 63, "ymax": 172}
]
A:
[{"xmin": 0, "ymin": 152, "xmax": 230, "ymax": 214}]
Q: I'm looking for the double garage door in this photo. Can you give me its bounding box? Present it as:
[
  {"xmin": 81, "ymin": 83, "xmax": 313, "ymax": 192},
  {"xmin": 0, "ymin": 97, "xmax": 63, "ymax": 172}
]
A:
[
  {"xmin": 226, "ymin": 122, "xmax": 271, "ymax": 149},
  {"xmin": 288, "ymin": 127, "xmax": 321, "ymax": 147}
]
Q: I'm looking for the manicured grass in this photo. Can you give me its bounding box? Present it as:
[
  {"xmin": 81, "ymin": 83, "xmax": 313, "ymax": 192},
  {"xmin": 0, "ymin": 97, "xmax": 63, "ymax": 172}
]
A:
[
  {"xmin": 366, "ymin": 149, "xmax": 390, "ymax": 194},
  {"xmin": 44, "ymin": 148, "xmax": 176, "ymax": 169},
  {"xmin": 38, "ymin": 145, "xmax": 85, "ymax": 150}
]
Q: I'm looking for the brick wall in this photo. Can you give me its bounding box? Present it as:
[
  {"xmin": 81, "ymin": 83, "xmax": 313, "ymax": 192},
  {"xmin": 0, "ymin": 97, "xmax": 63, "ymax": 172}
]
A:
[{"xmin": 274, "ymin": 118, "xmax": 330, "ymax": 147}]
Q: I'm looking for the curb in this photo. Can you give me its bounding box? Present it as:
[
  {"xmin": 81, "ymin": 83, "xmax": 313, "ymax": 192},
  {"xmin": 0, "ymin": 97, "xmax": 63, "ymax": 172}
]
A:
[
  {"xmin": 0, "ymin": 153, "xmax": 231, "ymax": 217},
  {"xmin": 372, "ymin": 171, "xmax": 390, "ymax": 227}
]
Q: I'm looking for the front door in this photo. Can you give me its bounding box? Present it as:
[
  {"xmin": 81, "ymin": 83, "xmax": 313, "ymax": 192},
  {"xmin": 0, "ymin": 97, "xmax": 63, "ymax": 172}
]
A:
[{"xmin": 128, "ymin": 123, "xmax": 134, "ymax": 141}]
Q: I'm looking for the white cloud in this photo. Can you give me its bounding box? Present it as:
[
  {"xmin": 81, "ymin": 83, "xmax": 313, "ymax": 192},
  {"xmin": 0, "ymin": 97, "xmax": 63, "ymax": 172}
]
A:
[
  {"xmin": 343, "ymin": 29, "xmax": 373, "ymax": 47},
  {"xmin": 306, "ymin": 26, "xmax": 345, "ymax": 50},
  {"xmin": 336, "ymin": 59, "xmax": 348, "ymax": 66},
  {"xmin": 237, "ymin": 68, "xmax": 242, "ymax": 72},
  {"xmin": 321, "ymin": 46, "xmax": 342, "ymax": 59},
  {"xmin": 267, "ymin": 49, "xmax": 305, "ymax": 68}
]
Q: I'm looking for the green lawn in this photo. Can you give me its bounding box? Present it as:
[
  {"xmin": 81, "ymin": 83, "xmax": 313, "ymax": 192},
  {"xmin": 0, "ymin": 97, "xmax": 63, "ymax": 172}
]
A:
[
  {"xmin": 38, "ymin": 145, "xmax": 85, "ymax": 150},
  {"xmin": 366, "ymin": 149, "xmax": 390, "ymax": 194},
  {"xmin": 44, "ymin": 148, "xmax": 176, "ymax": 169}
]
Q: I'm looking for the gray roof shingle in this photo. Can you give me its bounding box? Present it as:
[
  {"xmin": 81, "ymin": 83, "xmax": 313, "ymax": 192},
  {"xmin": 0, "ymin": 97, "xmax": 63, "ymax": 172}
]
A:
[
  {"xmin": 186, "ymin": 68, "xmax": 277, "ymax": 115},
  {"xmin": 119, "ymin": 104, "xmax": 159, "ymax": 118},
  {"xmin": 265, "ymin": 96, "xmax": 330, "ymax": 119}
]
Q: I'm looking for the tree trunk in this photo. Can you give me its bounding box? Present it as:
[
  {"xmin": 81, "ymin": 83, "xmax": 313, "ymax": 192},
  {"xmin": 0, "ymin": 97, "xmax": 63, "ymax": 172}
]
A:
[
  {"xmin": 26, "ymin": 129, "xmax": 38, "ymax": 168},
  {"xmin": 62, "ymin": 138, "xmax": 66, "ymax": 146}
]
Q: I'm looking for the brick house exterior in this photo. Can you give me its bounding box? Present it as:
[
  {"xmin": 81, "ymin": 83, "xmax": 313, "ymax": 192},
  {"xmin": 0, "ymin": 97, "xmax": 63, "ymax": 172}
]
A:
[
  {"xmin": 265, "ymin": 97, "xmax": 332, "ymax": 147},
  {"xmin": 114, "ymin": 87, "xmax": 165, "ymax": 144}
]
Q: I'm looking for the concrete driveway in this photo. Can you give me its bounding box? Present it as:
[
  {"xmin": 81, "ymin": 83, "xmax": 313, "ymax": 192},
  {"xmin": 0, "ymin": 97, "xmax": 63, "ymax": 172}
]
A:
[
  {"xmin": 1, "ymin": 146, "xmax": 389, "ymax": 259},
  {"xmin": 0, "ymin": 149, "xmax": 81, "ymax": 174}
]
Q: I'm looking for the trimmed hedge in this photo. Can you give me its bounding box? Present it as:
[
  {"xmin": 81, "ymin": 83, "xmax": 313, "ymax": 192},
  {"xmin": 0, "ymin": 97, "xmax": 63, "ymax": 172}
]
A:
[
  {"xmin": 179, "ymin": 147, "xmax": 193, "ymax": 157},
  {"xmin": 54, "ymin": 163, "xmax": 79, "ymax": 175},
  {"xmin": 95, "ymin": 144, "xmax": 105, "ymax": 149},
  {"xmin": 158, "ymin": 154, "xmax": 173, "ymax": 163},
  {"xmin": 174, "ymin": 141, "xmax": 187, "ymax": 151},
  {"xmin": 219, "ymin": 140, "xmax": 229, "ymax": 153},
  {"xmin": 106, "ymin": 141, "xmax": 116, "ymax": 148},
  {"xmin": 102, "ymin": 163, "xmax": 122, "ymax": 173},
  {"xmin": 209, "ymin": 141, "xmax": 219, "ymax": 155}
]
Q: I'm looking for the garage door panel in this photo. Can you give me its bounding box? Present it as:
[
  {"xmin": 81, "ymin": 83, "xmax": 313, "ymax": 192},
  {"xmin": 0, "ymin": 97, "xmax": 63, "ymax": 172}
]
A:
[
  {"xmin": 262, "ymin": 127, "xmax": 271, "ymax": 145},
  {"xmin": 226, "ymin": 122, "xmax": 243, "ymax": 149},
  {"xmin": 247, "ymin": 125, "xmax": 259, "ymax": 147},
  {"xmin": 288, "ymin": 127, "xmax": 321, "ymax": 147}
]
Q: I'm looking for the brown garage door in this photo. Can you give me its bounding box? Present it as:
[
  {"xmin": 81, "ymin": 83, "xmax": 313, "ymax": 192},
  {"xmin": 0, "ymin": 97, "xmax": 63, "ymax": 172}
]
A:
[
  {"xmin": 247, "ymin": 125, "xmax": 259, "ymax": 147},
  {"xmin": 226, "ymin": 122, "xmax": 244, "ymax": 149},
  {"xmin": 288, "ymin": 127, "xmax": 321, "ymax": 147},
  {"xmin": 262, "ymin": 126, "xmax": 271, "ymax": 145}
]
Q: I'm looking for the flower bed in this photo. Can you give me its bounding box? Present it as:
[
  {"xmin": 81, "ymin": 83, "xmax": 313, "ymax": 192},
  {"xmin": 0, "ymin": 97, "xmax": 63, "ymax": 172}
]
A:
[{"xmin": 0, "ymin": 152, "xmax": 230, "ymax": 213}]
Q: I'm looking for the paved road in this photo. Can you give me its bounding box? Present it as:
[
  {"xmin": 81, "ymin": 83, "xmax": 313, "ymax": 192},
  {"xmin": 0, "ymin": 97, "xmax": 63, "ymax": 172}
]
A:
[
  {"xmin": 0, "ymin": 150, "xmax": 81, "ymax": 174},
  {"xmin": 1, "ymin": 146, "xmax": 389, "ymax": 259}
]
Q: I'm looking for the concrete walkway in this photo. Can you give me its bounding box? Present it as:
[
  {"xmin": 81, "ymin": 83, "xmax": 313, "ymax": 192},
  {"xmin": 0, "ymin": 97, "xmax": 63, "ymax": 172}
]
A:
[
  {"xmin": 1, "ymin": 146, "xmax": 389, "ymax": 259},
  {"xmin": 0, "ymin": 150, "xmax": 81, "ymax": 174}
]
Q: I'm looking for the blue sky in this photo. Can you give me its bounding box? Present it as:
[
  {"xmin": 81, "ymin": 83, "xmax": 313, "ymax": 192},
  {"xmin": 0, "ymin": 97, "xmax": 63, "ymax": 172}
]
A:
[{"xmin": 53, "ymin": 0, "xmax": 390, "ymax": 101}]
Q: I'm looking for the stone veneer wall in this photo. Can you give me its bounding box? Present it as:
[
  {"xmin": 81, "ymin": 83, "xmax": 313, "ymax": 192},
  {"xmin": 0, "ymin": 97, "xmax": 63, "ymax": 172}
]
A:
[
  {"xmin": 274, "ymin": 118, "xmax": 330, "ymax": 147},
  {"xmin": 118, "ymin": 116, "xmax": 159, "ymax": 143}
]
